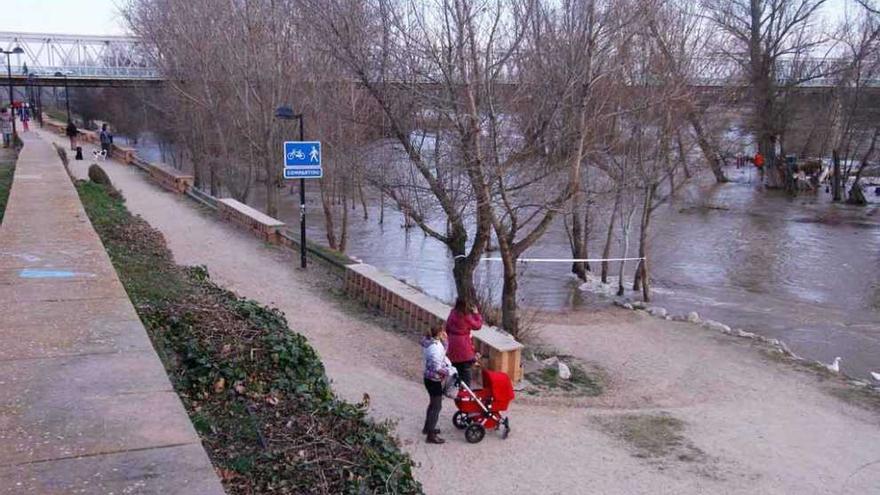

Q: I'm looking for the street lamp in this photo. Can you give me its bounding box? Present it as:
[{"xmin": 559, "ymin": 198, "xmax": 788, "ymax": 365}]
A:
[
  {"xmin": 2, "ymin": 46, "xmax": 25, "ymax": 140},
  {"xmin": 54, "ymin": 71, "xmax": 71, "ymax": 123},
  {"xmin": 275, "ymin": 105, "xmax": 307, "ymax": 269}
]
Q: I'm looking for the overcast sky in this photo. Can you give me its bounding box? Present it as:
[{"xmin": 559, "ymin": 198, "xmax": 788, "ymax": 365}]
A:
[
  {"xmin": 1, "ymin": 0, "xmax": 128, "ymax": 36},
  {"xmin": 0, "ymin": 0, "xmax": 857, "ymax": 37}
]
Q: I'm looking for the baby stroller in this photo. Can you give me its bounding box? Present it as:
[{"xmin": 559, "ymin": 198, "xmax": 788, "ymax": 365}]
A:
[{"xmin": 452, "ymin": 368, "xmax": 514, "ymax": 443}]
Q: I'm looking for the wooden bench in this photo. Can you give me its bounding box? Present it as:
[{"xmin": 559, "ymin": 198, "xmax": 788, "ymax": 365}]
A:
[
  {"xmin": 473, "ymin": 327, "xmax": 524, "ymax": 383},
  {"xmin": 43, "ymin": 117, "xmax": 66, "ymax": 135},
  {"xmin": 79, "ymin": 130, "xmax": 98, "ymax": 144},
  {"xmin": 42, "ymin": 116, "xmax": 96, "ymax": 144},
  {"xmin": 216, "ymin": 198, "xmax": 285, "ymax": 244},
  {"xmin": 110, "ymin": 145, "xmax": 137, "ymax": 164},
  {"xmin": 147, "ymin": 163, "xmax": 194, "ymax": 194},
  {"xmin": 344, "ymin": 262, "xmax": 524, "ymax": 383}
]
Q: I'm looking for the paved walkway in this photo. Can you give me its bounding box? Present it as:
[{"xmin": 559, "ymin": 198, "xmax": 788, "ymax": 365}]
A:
[{"xmin": 0, "ymin": 133, "xmax": 224, "ymax": 494}]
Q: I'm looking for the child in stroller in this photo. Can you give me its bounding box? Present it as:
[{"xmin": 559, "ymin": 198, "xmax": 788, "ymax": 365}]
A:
[{"xmin": 451, "ymin": 368, "xmax": 514, "ymax": 443}]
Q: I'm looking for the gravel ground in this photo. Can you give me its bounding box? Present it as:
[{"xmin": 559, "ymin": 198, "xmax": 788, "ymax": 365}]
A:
[{"xmin": 47, "ymin": 129, "xmax": 880, "ymax": 494}]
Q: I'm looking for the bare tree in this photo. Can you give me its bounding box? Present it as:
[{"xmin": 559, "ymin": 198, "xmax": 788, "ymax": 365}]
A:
[
  {"xmin": 827, "ymin": 2, "xmax": 880, "ymax": 204},
  {"xmin": 704, "ymin": 0, "xmax": 831, "ymax": 188},
  {"xmin": 126, "ymin": 0, "xmax": 304, "ymax": 215},
  {"xmin": 546, "ymin": 0, "xmax": 631, "ymax": 282},
  {"xmin": 312, "ymin": 0, "xmax": 530, "ymax": 308},
  {"xmin": 647, "ymin": 0, "xmax": 730, "ymax": 183}
]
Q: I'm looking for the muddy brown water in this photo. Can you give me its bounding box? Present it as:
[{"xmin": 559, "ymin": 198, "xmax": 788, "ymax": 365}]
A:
[{"xmin": 129, "ymin": 134, "xmax": 880, "ymax": 379}]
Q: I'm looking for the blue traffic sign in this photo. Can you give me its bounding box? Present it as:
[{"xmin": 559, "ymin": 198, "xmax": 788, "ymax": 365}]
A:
[
  {"xmin": 284, "ymin": 141, "xmax": 321, "ymax": 166},
  {"xmin": 283, "ymin": 141, "xmax": 322, "ymax": 180}
]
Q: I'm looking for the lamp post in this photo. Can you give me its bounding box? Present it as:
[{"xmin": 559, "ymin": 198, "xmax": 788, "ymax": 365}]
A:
[
  {"xmin": 54, "ymin": 72, "xmax": 71, "ymax": 122},
  {"xmin": 2, "ymin": 47, "xmax": 25, "ymax": 140},
  {"xmin": 275, "ymin": 105, "xmax": 307, "ymax": 269}
]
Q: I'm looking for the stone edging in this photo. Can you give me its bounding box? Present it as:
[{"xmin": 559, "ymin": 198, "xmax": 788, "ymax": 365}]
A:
[{"xmin": 613, "ymin": 299, "xmax": 877, "ymax": 389}]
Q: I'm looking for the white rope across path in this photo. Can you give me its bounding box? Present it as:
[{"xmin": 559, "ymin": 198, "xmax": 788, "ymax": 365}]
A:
[{"xmin": 481, "ymin": 257, "xmax": 645, "ymax": 263}]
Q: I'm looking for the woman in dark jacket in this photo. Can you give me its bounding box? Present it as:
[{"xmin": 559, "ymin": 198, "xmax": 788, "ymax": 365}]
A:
[
  {"xmin": 65, "ymin": 121, "xmax": 79, "ymax": 151},
  {"xmin": 445, "ymin": 298, "xmax": 483, "ymax": 387}
]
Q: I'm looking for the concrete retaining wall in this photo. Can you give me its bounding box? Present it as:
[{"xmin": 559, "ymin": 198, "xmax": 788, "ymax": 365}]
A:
[{"xmin": 345, "ymin": 263, "xmax": 524, "ymax": 382}]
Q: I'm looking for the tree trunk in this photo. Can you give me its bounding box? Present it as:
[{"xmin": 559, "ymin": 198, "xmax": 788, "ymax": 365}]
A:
[
  {"xmin": 676, "ymin": 131, "xmax": 692, "ymax": 180},
  {"xmin": 265, "ymin": 165, "xmax": 279, "ymax": 218},
  {"xmin": 358, "ymin": 179, "xmax": 368, "ymax": 220},
  {"xmin": 340, "ymin": 180, "xmax": 349, "ymax": 251},
  {"xmin": 617, "ymin": 206, "xmax": 635, "ymax": 297},
  {"xmin": 601, "ymin": 191, "xmax": 620, "ymax": 283},
  {"xmin": 452, "ymin": 257, "xmax": 478, "ymax": 308},
  {"xmin": 582, "ymin": 199, "xmax": 591, "ymax": 272},
  {"xmin": 320, "ymin": 179, "xmax": 338, "ymax": 250},
  {"xmin": 689, "ymin": 114, "xmax": 727, "ymax": 183},
  {"xmin": 500, "ymin": 258, "xmax": 519, "ymax": 337},
  {"xmin": 846, "ymin": 128, "xmax": 878, "ymax": 205},
  {"xmin": 847, "ymin": 182, "xmax": 867, "ymax": 206},
  {"xmin": 617, "ymin": 227, "xmax": 629, "ymax": 297},
  {"xmin": 832, "ymin": 149, "xmax": 842, "ymax": 202},
  {"xmin": 210, "ymin": 163, "xmax": 219, "ymax": 197},
  {"xmin": 632, "ymin": 185, "xmax": 654, "ymax": 301},
  {"xmin": 569, "ymin": 193, "xmax": 588, "ymax": 281}
]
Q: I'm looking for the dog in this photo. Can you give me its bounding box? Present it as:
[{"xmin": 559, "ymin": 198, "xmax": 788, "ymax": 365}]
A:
[{"xmin": 92, "ymin": 149, "xmax": 108, "ymax": 161}]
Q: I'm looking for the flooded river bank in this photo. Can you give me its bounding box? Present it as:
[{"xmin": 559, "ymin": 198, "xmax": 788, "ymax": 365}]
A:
[
  {"xmin": 286, "ymin": 165, "xmax": 879, "ymax": 379},
  {"xmin": 126, "ymin": 134, "xmax": 880, "ymax": 379}
]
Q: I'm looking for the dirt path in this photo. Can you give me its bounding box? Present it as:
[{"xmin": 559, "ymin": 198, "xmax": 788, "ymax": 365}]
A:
[{"xmin": 46, "ymin": 129, "xmax": 880, "ymax": 494}]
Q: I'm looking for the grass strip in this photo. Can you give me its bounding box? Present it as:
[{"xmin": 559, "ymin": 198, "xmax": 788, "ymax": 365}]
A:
[
  {"xmin": 76, "ymin": 180, "xmax": 422, "ymax": 494},
  {"xmin": 0, "ymin": 149, "xmax": 16, "ymax": 222}
]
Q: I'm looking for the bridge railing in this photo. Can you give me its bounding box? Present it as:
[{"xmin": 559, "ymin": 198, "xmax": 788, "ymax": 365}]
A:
[{"xmin": 8, "ymin": 65, "xmax": 161, "ymax": 80}]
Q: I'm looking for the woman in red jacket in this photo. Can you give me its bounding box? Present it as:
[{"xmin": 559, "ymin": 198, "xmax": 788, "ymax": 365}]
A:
[{"xmin": 445, "ymin": 298, "xmax": 483, "ymax": 387}]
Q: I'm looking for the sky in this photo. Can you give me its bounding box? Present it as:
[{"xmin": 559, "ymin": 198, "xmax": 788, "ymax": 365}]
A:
[
  {"xmin": 0, "ymin": 0, "xmax": 857, "ymax": 37},
  {"xmin": 0, "ymin": 0, "xmax": 129, "ymax": 36}
]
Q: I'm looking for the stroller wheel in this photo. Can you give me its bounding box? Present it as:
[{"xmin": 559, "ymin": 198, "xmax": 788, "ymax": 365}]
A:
[
  {"xmin": 452, "ymin": 411, "xmax": 469, "ymax": 430},
  {"xmin": 465, "ymin": 424, "xmax": 485, "ymax": 444}
]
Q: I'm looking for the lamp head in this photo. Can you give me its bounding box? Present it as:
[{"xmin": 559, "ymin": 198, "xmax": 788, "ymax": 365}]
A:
[{"xmin": 275, "ymin": 105, "xmax": 296, "ymax": 120}]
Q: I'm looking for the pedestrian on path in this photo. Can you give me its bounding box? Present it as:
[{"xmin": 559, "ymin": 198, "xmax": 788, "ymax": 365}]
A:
[
  {"xmin": 100, "ymin": 123, "xmax": 113, "ymax": 155},
  {"xmin": 0, "ymin": 108, "xmax": 11, "ymax": 147},
  {"xmin": 445, "ymin": 298, "xmax": 483, "ymax": 387},
  {"xmin": 422, "ymin": 326, "xmax": 451, "ymax": 444},
  {"xmin": 752, "ymin": 151, "xmax": 765, "ymax": 186},
  {"xmin": 66, "ymin": 120, "xmax": 79, "ymax": 151},
  {"xmin": 21, "ymin": 105, "xmax": 29, "ymax": 132}
]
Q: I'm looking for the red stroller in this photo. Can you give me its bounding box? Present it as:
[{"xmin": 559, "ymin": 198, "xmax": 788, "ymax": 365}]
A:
[{"xmin": 452, "ymin": 368, "xmax": 515, "ymax": 443}]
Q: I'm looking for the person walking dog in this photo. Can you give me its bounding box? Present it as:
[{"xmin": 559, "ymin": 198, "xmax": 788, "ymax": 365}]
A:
[
  {"xmin": 66, "ymin": 120, "xmax": 79, "ymax": 151},
  {"xmin": 99, "ymin": 123, "xmax": 113, "ymax": 155}
]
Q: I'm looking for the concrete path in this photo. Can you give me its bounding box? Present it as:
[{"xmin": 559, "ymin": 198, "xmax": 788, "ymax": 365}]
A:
[{"xmin": 0, "ymin": 133, "xmax": 224, "ymax": 494}]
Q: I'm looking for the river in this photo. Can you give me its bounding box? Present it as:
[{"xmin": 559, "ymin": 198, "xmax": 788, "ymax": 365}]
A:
[{"xmin": 127, "ymin": 135, "xmax": 880, "ymax": 379}]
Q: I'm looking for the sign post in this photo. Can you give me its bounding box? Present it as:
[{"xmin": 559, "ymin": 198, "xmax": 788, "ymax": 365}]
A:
[{"xmin": 283, "ymin": 135, "xmax": 322, "ymax": 269}]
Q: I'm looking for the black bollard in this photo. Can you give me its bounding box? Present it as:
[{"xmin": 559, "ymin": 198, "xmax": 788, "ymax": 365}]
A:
[{"xmin": 75, "ymin": 146, "xmax": 83, "ymax": 161}]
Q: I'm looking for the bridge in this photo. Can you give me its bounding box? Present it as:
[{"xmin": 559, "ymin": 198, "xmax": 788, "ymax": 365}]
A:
[
  {"xmin": 0, "ymin": 31, "xmax": 873, "ymax": 92},
  {"xmin": 0, "ymin": 31, "xmax": 161, "ymax": 87}
]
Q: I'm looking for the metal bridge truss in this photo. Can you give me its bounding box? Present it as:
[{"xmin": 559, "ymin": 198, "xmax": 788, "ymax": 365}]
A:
[
  {"xmin": 0, "ymin": 31, "xmax": 160, "ymax": 83},
  {"xmin": 1, "ymin": 31, "xmax": 874, "ymax": 89}
]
